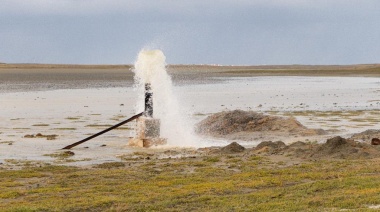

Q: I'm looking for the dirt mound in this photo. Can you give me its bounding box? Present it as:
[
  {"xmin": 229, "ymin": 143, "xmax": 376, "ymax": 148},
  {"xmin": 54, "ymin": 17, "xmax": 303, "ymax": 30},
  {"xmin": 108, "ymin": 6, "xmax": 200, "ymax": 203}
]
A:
[
  {"xmin": 310, "ymin": 136, "xmax": 380, "ymax": 159},
  {"xmin": 221, "ymin": 142, "xmax": 245, "ymax": 153},
  {"xmin": 253, "ymin": 137, "xmax": 380, "ymax": 159},
  {"xmin": 253, "ymin": 141, "xmax": 287, "ymax": 155},
  {"xmin": 195, "ymin": 110, "xmax": 325, "ymax": 139},
  {"xmin": 253, "ymin": 140, "xmax": 313, "ymax": 157},
  {"xmin": 350, "ymin": 129, "xmax": 380, "ymax": 143},
  {"xmin": 255, "ymin": 141, "xmax": 286, "ymax": 150}
]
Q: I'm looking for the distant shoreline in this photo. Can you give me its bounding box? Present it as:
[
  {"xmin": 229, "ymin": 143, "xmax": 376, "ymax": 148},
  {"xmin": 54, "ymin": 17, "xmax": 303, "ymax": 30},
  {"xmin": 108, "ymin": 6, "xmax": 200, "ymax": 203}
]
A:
[
  {"xmin": 1, "ymin": 63, "xmax": 380, "ymax": 78},
  {"xmin": 1, "ymin": 63, "xmax": 380, "ymax": 70}
]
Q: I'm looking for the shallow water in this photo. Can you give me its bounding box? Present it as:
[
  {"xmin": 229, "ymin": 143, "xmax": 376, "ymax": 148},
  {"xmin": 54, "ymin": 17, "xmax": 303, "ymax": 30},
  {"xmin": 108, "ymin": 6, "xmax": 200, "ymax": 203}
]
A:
[
  {"xmin": 0, "ymin": 76, "xmax": 379, "ymax": 165},
  {"xmin": 177, "ymin": 76, "xmax": 380, "ymax": 113}
]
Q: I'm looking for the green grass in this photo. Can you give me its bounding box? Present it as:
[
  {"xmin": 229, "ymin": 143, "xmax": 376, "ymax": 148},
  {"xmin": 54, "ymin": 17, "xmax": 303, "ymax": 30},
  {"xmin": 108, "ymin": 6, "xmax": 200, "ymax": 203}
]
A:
[{"xmin": 1, "ymin": 157, "xmax": 380, "ymax": 211}]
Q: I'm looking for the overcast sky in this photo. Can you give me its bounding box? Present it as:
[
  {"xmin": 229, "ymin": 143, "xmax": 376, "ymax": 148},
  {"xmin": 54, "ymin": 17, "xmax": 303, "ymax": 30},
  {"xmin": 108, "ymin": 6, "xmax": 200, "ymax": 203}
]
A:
[{"xmin": 1, "ymin": 0, "xmax": 379, "ymax": 65}]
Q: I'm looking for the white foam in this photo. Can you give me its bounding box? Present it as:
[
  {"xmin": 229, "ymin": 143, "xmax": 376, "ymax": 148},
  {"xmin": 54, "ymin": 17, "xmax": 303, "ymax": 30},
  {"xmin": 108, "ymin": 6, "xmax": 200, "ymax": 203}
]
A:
[{"xmin": 133, "ymin": 49, "xmax": 200, "ymax": 147}]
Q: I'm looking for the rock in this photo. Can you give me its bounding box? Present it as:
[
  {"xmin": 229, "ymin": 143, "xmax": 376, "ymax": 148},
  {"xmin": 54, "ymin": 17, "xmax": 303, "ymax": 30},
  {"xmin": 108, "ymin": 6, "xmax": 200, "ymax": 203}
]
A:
[
  {"xmin": 221, "ymin": 142, "xmax": 245, "ymax": 153},
  {"xmin": 371, "ymin": 138, "xmax": 380, "ymax": 145}
]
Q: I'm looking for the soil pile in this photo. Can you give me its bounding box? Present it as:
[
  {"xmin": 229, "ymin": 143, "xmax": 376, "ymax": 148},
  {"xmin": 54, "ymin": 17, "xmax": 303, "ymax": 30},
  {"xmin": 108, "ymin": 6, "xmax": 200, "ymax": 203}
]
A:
[
  {"xmin": 310, "ymin": 136, "xmax": 380, "ymax": 159},
  {"xmin": 350, "ymin": 129, "xmax": 380, "ymax": 143},
  {"xmin": 252, "ymin": 136, "xmax": 380, "ymax": 159},
  {"xmin": 221, "ymin": 142, "xmax": 245, "ymax": 154},
  {"xmin": 196, "ymin": 110, "xmax": 325, "ymax": 139},
  {"xmin": 253, "ymin": 141, "xmax": 287, "ymax": 155},
  {"xmin": 255, "ymin": 141, "xmax": 286, "ymax": 150}
]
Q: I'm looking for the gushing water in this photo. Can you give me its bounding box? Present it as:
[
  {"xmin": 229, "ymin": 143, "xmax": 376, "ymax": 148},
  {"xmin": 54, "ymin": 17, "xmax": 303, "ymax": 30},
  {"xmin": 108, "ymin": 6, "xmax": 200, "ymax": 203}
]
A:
[{"xmin": 133, "ymin": 49, "xmax": 198, "ymax": 147}]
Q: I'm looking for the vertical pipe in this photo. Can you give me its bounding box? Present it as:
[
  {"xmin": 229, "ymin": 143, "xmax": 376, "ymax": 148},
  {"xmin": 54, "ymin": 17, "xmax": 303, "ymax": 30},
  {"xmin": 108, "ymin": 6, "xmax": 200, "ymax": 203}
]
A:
[{"xmin": 144, "ymin": 83, "xmax": 153, "ymax": 117}]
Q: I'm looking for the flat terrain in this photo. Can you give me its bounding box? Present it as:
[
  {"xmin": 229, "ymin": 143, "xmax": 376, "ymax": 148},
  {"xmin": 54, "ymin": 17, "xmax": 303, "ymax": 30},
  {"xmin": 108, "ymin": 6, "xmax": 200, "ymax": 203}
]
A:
[
  {"xmin": 1, "ymin": 63, "xmax": 380, "ymax": 93},
  {"xmin": 1, "ymin": 63, "xmax": 380, "ymax": 211},
  {"xmin": 1, "ymin": 146, "xmax": 380, "ymax": 211}
]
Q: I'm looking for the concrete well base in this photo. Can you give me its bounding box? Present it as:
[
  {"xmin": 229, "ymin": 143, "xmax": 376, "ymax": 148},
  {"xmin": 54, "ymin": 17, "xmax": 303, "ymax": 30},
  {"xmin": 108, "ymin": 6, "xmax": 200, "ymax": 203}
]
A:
[
  {"xmin": 128, "ymin": 116, "xmax": 167, "ymax": 148},
  {"xmin": 128, "ymin": 138, "xmax": 167, "ymax": 148}
]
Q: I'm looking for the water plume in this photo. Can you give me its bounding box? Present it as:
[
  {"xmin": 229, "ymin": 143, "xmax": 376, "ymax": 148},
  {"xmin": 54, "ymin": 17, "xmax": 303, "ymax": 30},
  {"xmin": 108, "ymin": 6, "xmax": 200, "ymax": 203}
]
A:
[{"xmin": 133, "ymin": 49, "xmax": 198, "ymax": 147}]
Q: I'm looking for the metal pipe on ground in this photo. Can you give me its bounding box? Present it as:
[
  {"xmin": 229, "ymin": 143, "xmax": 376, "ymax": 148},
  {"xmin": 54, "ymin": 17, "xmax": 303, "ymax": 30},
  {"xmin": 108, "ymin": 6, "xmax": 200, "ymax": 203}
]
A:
[{"xmin": 62, "ymin": 112, "xmax": 143, "ymax": 149}]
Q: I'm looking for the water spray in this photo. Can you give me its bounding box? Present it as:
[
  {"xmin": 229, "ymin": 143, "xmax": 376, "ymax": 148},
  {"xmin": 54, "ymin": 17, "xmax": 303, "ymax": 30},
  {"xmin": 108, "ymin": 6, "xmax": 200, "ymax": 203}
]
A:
[
  {"xmin": 128, "ymin": 81, "xmax": 167, "ymax": 147},
  {"xmin": 62, "ymin": 49, "xmax": 170, "ymax": 149}
]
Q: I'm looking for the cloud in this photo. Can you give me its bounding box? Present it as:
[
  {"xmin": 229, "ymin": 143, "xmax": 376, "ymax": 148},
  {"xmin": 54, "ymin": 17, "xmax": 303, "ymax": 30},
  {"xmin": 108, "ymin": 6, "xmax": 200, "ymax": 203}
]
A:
[
  {"xmin": 1, "ymin": 0, "xmax": 380, "ymax": 65},
  {"xmin": 2, "ymin": 0, "xmax": 375, "ymax": 15}
]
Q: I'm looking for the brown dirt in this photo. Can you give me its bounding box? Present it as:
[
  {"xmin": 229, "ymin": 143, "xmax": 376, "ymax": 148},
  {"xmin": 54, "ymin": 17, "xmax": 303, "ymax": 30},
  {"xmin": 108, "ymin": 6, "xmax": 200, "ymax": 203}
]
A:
[
  {"xmin": 310, "ymin": 136, "xmax": 380, "ymax": 159},
  {"xmin": 220, "ymin": 142, "xmax": 246, "ymax": 154},
  {"xmin": 195, "ymin": 110, "xmax": 325, "ymax": 140},
  {"xmin": 350, "ymin": 129, "xmax": 380, "ymax": 143},
  {"xmin": 251, "ymin": 136, "xmax": 380, "ymax": 160}
]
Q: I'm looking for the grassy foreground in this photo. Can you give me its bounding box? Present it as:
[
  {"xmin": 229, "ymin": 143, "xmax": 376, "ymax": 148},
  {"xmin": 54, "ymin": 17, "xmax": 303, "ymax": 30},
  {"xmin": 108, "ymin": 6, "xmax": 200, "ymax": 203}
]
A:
[{"xmin": 1, "ymin": 155, "xmax": 380, "ymax": 211}]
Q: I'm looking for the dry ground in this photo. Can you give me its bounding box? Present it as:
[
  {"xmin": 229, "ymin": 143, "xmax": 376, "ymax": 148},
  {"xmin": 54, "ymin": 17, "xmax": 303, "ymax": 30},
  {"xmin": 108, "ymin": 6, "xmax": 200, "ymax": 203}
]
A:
[{"xmin": 1, "ymin": 143, "xmax": 380, "ymax": 211}]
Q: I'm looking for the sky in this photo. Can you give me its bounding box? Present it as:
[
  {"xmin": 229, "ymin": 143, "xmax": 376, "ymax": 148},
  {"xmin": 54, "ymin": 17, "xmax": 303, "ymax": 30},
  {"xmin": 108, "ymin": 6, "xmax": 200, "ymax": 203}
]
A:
[{"xmin": 1, "ymin": 0, "xmax": 380, "ymax": 65}]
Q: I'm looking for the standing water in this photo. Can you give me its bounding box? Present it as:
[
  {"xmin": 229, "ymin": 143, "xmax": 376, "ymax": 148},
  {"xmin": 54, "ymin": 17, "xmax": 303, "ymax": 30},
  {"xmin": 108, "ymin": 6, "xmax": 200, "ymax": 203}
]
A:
[{"xmin": 133, "ymin": 49, "xmax": 198, "ymax": 147}]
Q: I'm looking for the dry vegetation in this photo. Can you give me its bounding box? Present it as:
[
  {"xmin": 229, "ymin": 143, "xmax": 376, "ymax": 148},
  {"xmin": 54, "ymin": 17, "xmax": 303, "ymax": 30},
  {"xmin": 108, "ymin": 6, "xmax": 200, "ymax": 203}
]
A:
[{"xmin": 1, "ymin": 145, "xmax": 380, "ymax": 211}]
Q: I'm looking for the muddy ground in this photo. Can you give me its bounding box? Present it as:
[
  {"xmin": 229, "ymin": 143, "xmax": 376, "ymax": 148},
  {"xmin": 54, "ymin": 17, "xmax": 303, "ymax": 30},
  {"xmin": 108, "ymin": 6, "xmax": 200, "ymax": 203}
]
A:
[{"xmin": 0, "ymin": 65, "xmax": 380, "ymax": 169}]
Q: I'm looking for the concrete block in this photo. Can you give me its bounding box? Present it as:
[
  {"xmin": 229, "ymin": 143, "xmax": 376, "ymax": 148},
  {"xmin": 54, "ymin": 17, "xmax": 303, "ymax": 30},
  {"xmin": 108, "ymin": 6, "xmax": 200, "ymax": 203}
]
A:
[
  {"xmin": 128, "ymin": 138, "xmax": 167, "ymax": 148},
  {"xmin": 136, "ymin": 117, "xmax": 160, "ymax": 139},
  {"xmin": 128, "ymin": 138, "xmax": 144, "ymax": 147}
]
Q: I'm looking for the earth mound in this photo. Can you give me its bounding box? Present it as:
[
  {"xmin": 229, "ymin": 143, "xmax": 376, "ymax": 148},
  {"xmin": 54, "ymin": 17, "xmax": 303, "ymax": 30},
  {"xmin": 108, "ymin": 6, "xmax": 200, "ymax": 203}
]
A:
[
  {"xmin": 253, "ymin": 141, "xmax": 287, "ymax": 155},
  {"xmin": 195, "ymin": 110, "xmax": 325, "ymax": 140},
  {"xmin": 255, "ymin": 141, "xmax": 286, "ymax": 150},
  {"xmin": 253, "ymin": 136, "xmax": 380, "ymax": 159},
  {"xmin": 221, "ymin": 142, "xmax": 245, "ymax": 153},
  {"xmin": 310, "ymin": 136, "xmax": 380, "ymax": 159},
  {"xmin": 350, "ymin": 129, "xmax": 380, "ymax": 143}
]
